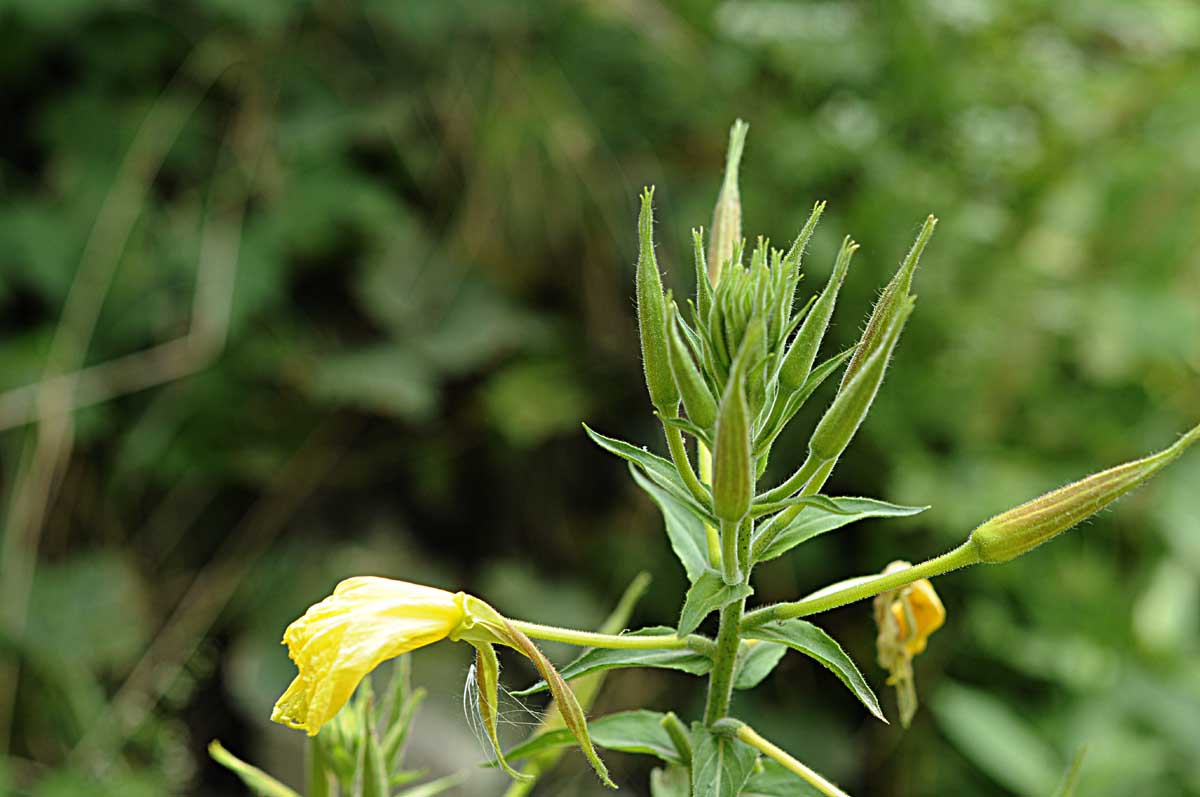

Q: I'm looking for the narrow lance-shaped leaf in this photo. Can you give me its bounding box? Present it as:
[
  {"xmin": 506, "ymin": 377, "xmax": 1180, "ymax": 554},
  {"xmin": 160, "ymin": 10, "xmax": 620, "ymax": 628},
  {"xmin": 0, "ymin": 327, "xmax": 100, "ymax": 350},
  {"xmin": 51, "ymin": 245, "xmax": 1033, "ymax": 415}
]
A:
[
  {"xmin": 667, "ymin": 299, "xmax": 718, "ymax": 430},
  {"xmin": 778, "ymin": 236, "xmax": 856, "ymax": 392},
  {"xmin": 968, "ymin": 422, "xmax": 1200, "ymax": 563},
  {"xmin": 637, "ymin": 186, "xmax": 680, "ymax": 413},
  {"xmin": 841, "ymin": 215, "xmax": 936, "ymax": 389},
  {"xmin": 708, "ymin": 119, "xmax": 748, "ymax": 282},
  {"xmin": 745, "ymin": 619, "xmax": 885, "ymax": 721},
  {"xmin": 209, "ymin": 741, "xmax": 302, "ymax": 797}
]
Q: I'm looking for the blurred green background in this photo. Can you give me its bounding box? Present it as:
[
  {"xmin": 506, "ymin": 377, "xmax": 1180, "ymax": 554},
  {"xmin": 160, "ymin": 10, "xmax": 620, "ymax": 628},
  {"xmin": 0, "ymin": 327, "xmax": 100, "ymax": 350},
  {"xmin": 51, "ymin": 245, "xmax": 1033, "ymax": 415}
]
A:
[{"xmin": 2, "ymin": 1, "xmax": 1199, "ymax": 795}]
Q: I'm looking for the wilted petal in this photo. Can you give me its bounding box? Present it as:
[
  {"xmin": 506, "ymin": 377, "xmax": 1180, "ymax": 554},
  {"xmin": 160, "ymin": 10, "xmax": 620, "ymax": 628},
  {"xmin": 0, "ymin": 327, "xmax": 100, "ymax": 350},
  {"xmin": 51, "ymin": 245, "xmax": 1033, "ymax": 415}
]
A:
[{"xmin": 271, "ymin": 577, "xmax": 466, "ymax": 735}]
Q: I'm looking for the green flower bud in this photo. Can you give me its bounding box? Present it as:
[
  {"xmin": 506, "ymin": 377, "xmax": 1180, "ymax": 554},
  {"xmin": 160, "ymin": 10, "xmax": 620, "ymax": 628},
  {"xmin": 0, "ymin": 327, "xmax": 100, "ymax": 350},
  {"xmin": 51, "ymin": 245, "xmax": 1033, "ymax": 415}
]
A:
[
  {"xmin": 841, "ymin": 215, "xmax": 936, "ymax": 389},
  {"xmin": 693, "ymin": 227, "xmax": 714, "ymax": 320},
  {"xmin": 969, "ymin": 424, "xmax": 1200, "ymax": 563},
  {"xmin": 708, "ymin": 120, "xmax": 748, "ymax": 284},
  {"xmin": 667, "ymin": 300, "xmax": 718, "ymax": 430},
  {"xmin": 636, "ymin": 187, "xmax": 680, "ymax": 413},
  {"xmin": 808, "ymin": 297, "xmax": 913, "ymax": 464},
  {"xmin": 712, "ymin": 343, "xmax": 754, "ymax": 524},
  {"xmin": 778, "ymin": 236, "xmax": 857, "ymax": 392}
]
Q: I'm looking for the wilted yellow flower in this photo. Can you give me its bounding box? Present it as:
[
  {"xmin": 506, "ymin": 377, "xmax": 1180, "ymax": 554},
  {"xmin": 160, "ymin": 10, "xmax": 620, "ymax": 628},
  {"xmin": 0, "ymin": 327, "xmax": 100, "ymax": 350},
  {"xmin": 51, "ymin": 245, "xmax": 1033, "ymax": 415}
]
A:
[
  {"xmin": 873, "ymin": 561, "xmax": 945, "ymax": 727},
  {"xmin": 271, "ymin": 577, "xmax": 468, "ymax": 735}
]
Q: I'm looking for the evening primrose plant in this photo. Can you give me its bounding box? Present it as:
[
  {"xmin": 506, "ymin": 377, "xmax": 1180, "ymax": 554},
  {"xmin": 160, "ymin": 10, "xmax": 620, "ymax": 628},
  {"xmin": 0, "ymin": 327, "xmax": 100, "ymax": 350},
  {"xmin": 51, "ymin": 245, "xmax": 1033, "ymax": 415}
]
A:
[{"xmin": 213, "ymin": 121, "xmax": 1200, "ymax": 796}]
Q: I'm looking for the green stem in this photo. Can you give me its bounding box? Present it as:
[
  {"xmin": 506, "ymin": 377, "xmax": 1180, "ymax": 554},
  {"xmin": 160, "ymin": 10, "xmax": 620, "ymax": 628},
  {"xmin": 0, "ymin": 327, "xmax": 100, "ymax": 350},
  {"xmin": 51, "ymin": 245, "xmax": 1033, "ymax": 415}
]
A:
[
  {"xmin": 704, "ymin": 594, "xmax": 746, "ymax": 724},
  {"xmin": 508, "ymin": 619, "xmax": 714, "ymax": 653},
  {"xmin": 720, "ymin": 518, "xmax": 742, "ymax": 585},
  {"xmin": 741, "ymin": 542, "xmax": 979, "ymax": 629},
  {"xmin": 756, "ymin": 453, "xmax": 823, "ymax": 505},
  {"xmin": 699, "ymin": 440, "xmax": 722, "ymax": 569},
  {"xmin": 735, "ymin": 724, "xmax": 849, "ymax": 797},
  {"xmin": 664, "ymin": 423, "xmax": 712, "ymax": 508}
]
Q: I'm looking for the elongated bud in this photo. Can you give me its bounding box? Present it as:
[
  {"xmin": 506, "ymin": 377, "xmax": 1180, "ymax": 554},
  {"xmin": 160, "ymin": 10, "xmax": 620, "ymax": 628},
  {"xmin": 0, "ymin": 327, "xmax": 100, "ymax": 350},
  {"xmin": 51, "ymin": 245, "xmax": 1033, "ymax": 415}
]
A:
[
  {"xmin": 636, "ymin": 187, "xmax": 680, "ymax": 413},
  {"xmin": 778, "ymin": 201, "xmax": 826, "ymax": 324},
  {"xmin": 708, "ymin": 120, "xmax": 748, "ymax": 283},
  {"xmin": 969, "ymin": 424, "xmax": 1200, "ymax": 563},
  {"xmin": 808, "ymin": 297, "xmax": 913, "ymax": 464},
  {"xmin": 693, "ymin": 227, "xmax": 715, "ymax": 319},
  {"xmin": 842, "ymin": 216, "xmax": 936, "ymax": 389},
  {"xmin": 667, "ymin": 300, "xmax": 718, "ymax": 430},
  {"xmin": 779, "ymin": 236, "xmax": 856, "ymax": 392},
  {"xmin": 712, "ymin": 332, "xmax": 757, "ymax": 523}
]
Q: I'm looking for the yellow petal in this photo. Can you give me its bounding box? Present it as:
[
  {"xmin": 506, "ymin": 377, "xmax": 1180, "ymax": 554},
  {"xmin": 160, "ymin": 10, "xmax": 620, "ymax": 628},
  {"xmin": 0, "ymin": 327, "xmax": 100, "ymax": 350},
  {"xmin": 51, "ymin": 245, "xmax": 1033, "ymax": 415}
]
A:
[{"xmin": 271, "ymin": 577, "xmax": 466, "ymax": 735}]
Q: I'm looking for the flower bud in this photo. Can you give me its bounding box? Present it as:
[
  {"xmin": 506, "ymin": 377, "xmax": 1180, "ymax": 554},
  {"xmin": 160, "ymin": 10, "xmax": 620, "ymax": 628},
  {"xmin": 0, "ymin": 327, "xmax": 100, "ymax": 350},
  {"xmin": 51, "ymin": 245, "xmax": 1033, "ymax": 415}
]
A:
[
  {"xmin": 808, "ymin": 297, "xmax": 913, "ymax": 464},
  {"xmin": 708, "ymin": 119, "xmax": 748, "ymax": 283},
  {"xmin": 712, "ymin": 345, "xmax": 754, "ymax": 524},
  {"xmin": 693, "ymin": 227, "xmax": 715, "ymax": 319},
  {"xmin": 667, "ymin": 300, "xmax": 718, "ymax": 430},
  {"xmin": 779, "ymin": 236, "xmax": 856, "ymax": 392},
  {"xmin": 969, "ymin": 423, "xmax": 1200, "ymax": 563},
  {"xmin": 841, "ymin": 216, "xmax": 936, "ymax": 390},
  {"xmin": 636, "ymin": 187, "xmax": 680, "ymax": 413}
]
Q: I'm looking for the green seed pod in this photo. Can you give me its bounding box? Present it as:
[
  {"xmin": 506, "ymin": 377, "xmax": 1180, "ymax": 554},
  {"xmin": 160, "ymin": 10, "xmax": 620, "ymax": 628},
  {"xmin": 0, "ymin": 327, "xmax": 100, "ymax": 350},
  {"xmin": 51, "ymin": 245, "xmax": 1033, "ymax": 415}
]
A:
[
  {"xmin": 808, "ymin": 297, "xmax": 913, "ymax": 464},
  {"xmin": 708, "ymin": 120, "xmax": 748, "ymax": 284},
  {"xmin": 712, "ymin": 348, "xmax": 754, "ymax": 524},
  {"xmin": 636, "ymin": 187, "xmax": 680, "ymax": 413},
  {"xmin": 969, "ymin": 424, "xmax": 1200, "ymax": 563},
  {"xmin": 841, "ymin": 215, "xmax": 936, "ymax": 390},
  {"xmin": 667, "ymin": 301, "xmax": 718, "ymax": 430},
  {"xmin": 778, "ymin": 236, "xmax": 857, "ymax": 392}
]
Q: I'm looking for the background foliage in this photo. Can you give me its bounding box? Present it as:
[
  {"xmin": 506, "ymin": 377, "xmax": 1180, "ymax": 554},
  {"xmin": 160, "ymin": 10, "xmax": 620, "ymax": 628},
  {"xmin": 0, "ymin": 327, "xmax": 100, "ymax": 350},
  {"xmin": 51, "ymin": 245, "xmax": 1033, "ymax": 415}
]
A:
[{"xmin": 2, "ymin": 1, "xmax": 1199, "ymax": 795}]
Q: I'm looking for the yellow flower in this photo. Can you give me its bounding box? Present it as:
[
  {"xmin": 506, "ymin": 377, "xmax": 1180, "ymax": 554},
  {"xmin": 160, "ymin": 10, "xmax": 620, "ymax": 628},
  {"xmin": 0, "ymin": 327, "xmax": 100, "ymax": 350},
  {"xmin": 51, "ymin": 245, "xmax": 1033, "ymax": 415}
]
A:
[
  {"xmin": 873, "ymin": 561, "xmax": 946, "ymax": 727},
  {"xmin": 271, "ymin": 577, "xmax": 467, "ymax": 735}
]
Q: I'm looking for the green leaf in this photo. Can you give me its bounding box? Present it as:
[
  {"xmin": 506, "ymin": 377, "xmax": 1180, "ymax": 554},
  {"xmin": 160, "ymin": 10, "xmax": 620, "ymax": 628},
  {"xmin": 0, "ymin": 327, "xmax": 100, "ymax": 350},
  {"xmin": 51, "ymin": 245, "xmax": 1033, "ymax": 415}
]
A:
[
  {"xmin": 754, "ymin": 498, "xmax": 928, "ymax": 563},
  {"xmin": 746, "ymin": 619, "xmax": 884, "ymax": 721},
  {"xmin": 585, "ymin": 424, "xmax": 715, "ymax": 523},
  {"xmin": 651, "ymin": 764, "xmax": 693, "ymax": 797},
  {"xmin": 209, "ymin": 740, "xmax": 302, "ymax": 797},
  {"xmin": 630, "ymin": 464, "xmax": 708, "ymax": 582},
  {"xmin": 514, "ymin": 627, "xmax": 711, "ymax": 695},
  {"xmin": 502, "ymin": 710, "xmax": 684, "ymax": 765},
  {"xmin": 742, "ymin": 759, "xmax": 826, "ymax": 796},
  {"xmin": 733, "ymin": 641, "xmax": 787, "ymax": 690},
  {"xmin": 393, "ymin": 773, "xmax": 468, "ymax": 797},
  {"xmin": 931, "ymin": 681, "xmax": 1060, "ymax": 797},
  {"xmin": 353, "ymin": 696, "xmax": 389, "ymax": 797},
  {"xmin": 690, "ymin": 724, "xmax": 757, "ymax": 797},
  {"xmin": 678, "ymin": 570, "xmax": 753, "ymax": 636},
  {"xmin": 1051, "ymin": 748, "xmax": 1087, "ymax": 797}
]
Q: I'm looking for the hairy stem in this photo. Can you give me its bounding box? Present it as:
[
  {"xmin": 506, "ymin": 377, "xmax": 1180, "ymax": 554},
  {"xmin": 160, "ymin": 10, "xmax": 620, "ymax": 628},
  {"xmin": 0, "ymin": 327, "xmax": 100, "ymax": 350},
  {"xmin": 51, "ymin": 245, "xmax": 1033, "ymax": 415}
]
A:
[
  {"xmin": 741, "ymin": 542, "xmax": 979, "ymax": 629},
  {"xmin": 703, "ymin": 594, "xmax": 746, "ymax": 724},
  {"xmin": 735, "ymin": 724, "xmax": 849, "ymax": 797},
  {"xmin": 664, "ymin": 423, "xmax": 712, "ymax": 508},
  {"xmin": 508, "ymin": 620, "xmax": 715, "ymax": 653}
]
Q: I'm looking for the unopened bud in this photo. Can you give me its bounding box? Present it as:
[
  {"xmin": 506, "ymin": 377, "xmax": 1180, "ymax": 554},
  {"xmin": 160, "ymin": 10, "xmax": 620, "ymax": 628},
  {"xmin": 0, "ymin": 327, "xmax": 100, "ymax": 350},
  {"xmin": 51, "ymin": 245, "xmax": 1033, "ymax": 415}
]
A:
[
  {"xmin": 667, "ymin": 301, "xmax": 718, "ymax": 430},
  {"xmin": 842, "ymin": 216, "xmax": 936, "ymax": 389},
  {"xmin": 636, "ymin": 187, "xmax": 680, "ymax": 413},
  {"xmin": 707, "ymin": 120, "xmax": 748, "ymax": 283},
  {"xmin": 712, "ymin": 345, "xmax": 754, "ymax": 523},
  {"xmin": 808, "ymin": 297, "xmax": 913, "ymax": 464},
  {"xmin": 779, "ymin": 236, "xmax": 856, "ymax": 392},
  {"xmin": 969, "ymin": 424, "xmax": 1200, "ymax": 563}
]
